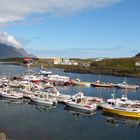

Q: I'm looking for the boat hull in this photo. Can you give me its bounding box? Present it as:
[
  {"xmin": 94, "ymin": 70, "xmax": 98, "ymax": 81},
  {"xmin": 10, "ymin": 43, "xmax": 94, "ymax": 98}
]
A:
[
  {"xmin": 66, "ymin": 101, "xmax": 96, "ymax": 113},
  {"xmin": 30, "ymin": 96, "xmax": 56, "ymax": 106},
  {"xmin": 1, "ymin": 92, "xmax": 23, "ymax": 99},
  {"xmin": 102, "ymin": 104, "xmax": 140, "ymax": 118}
]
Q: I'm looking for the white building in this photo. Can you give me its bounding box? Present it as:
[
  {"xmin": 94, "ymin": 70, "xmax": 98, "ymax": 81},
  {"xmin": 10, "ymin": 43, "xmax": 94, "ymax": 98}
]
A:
[
  {"xmin": 135, "ymin": 61, "xmax": 140, "ymax": 66},
  {"xmin": 60, "ymin": 58, "xmax": 78, "ymax": 65}
]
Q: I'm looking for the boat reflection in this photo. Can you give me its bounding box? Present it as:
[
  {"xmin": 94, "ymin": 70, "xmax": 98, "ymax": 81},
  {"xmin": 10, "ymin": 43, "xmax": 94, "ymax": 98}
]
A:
[
  {"xmin": 102, "ymin": 112, "xmax": 140, "ymax": 128},
  {"xmin": 0, "ymin": 96, "xmax": 29, "ymax": 105},
  {"xmin": 0, "ymin": 132, "xmax": 6, "ymax": 140},
  {"xmin": 95, "ymin": 86, "xmax": 112, "ymax": 90},
  {"xmin": 64, "ymin": 106, "xmax": 95, "ymax": 118},
  {"xmin": 29, "ymin": 101, "xmax": 56, "ymax": 112},
  {"xmin": 120, "ymin": 88, "xmax": 137, "ymax": 94}
]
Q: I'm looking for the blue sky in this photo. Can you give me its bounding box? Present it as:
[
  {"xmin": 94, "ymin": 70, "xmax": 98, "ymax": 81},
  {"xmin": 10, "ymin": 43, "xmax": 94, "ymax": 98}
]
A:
[{"xmin": 0, "ymin": 0, "xmax": 140, "ymax": 58}]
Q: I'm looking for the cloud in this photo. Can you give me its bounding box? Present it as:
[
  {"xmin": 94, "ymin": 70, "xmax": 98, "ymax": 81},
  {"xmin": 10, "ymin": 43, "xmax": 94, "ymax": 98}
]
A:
[
  {"xmin": 0, "ymin": 32, "xmax": 22, "ymax": 48},
  {"xmin": 0, "ymin": 0, "xmax": 121, "ymax": 23}
]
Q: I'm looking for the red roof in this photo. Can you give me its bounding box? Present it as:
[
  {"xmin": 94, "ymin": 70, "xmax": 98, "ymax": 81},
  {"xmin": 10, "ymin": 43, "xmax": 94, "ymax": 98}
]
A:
[{"xmin": 23, "ymin": 58, "xmax": 33, "ymax": 61}]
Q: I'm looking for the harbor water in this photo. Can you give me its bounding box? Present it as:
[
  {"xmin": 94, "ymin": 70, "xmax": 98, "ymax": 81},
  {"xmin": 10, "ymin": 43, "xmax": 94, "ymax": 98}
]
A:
[{"xmin": 0, "ymin": 65, "xmax": 140, "ymax": 140}]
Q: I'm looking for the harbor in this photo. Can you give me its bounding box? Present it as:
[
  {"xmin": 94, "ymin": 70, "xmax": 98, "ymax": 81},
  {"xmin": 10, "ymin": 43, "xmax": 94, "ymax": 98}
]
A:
[{"xmin": 0, "ymin": 64, "xmax": 140, "ymax": 140}]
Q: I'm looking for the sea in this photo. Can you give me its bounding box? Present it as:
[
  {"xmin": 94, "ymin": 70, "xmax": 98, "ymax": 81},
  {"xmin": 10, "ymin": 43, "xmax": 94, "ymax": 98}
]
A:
[{"xmin": 0, "ymin": 64, "xmax": 140, "ymax": 140}]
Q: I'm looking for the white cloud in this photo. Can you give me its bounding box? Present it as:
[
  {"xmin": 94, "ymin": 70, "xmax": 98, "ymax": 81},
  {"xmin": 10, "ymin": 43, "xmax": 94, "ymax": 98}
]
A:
[
  {"xmin": 0, "ymin": 0, "xmax": 121, "ymax": 23},
  {"xmin": 0, "ymin": 32, "xmax": 22, "ymax": 48}
]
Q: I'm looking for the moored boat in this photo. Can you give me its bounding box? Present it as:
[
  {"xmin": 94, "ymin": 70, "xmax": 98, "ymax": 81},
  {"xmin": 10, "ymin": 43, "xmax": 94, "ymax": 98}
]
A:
[
  {"xmin": 65, "ymin": 95, "xmax": 97, "ymax": 113},
  {"xmin": 38, "ymin": 70, "xmax": 52, "ymax": 75},
  {"xmin": 70, "ymin": 92, "xmax": 103, "ymax": 105},
  {"xmin": 107, "ymin": 93, "xmax": 140, "ymax": 107},
  {"xmin": 1, "ymin": 88, "xmax": 23, "ymax": 99},
  {"xmin": 30, "ymin": 94, "xmax": 57, "ymax": 106},
  {"xmin": 91, "ymin": 80, "xmax": 114, "ymax": 88},
  {"xmin": 102, "ymin": 103, "xmax": 140, "ymax": 119},
  {"xmin": 71, "ymin": 79, "xmax": 91, "ymax": 87},
  {"xmin": 116, "ymin": 81, "xmax": 139, "ymax": 90},
  {"xmin": 44, "ymin": 88, "xmax": 71, "ymax": 103}
]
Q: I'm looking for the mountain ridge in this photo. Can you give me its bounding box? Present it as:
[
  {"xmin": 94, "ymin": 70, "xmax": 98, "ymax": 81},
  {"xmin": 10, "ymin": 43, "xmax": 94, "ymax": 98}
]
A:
[{"xmin": 0, "ymin": 43, "xmax": 35, "ymax": 59}]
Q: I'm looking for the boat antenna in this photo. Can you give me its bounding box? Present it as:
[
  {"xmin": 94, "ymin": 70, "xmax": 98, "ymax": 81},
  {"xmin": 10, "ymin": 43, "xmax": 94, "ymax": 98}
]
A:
[{"xmin": 111, "ymin": 90, "xmax": 115, "ymax": 99}]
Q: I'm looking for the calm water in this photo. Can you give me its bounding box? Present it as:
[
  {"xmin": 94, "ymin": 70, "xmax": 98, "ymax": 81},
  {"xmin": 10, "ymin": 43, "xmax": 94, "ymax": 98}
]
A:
[{"xmin": 0, "ymin": 65, "xmax": 140, "ymax": 140}]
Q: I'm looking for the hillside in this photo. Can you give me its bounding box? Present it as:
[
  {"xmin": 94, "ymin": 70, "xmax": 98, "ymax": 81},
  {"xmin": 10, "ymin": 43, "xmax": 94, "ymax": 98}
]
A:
[{"xmin": 56, "ymin": 56, "xmax": 140, "ymax": 78}]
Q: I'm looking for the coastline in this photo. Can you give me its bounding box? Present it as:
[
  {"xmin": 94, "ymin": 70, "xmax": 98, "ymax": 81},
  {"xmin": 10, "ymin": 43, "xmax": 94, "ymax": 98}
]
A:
[
  {"xmin": 1, "ymin": 56, "xmax": 140, "ymax": 78},
  {"xmin": 55, "ymin": 65, "xmax": 140, "ymax": 78}
]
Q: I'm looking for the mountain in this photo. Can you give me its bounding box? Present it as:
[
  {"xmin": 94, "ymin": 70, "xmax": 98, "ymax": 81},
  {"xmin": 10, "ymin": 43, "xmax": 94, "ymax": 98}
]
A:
[
  {"xmin": 0, "ymin": 32, "xmax": 35, "ymax": 59},
  {"xmin": 0, "ymin": 43, "xmax": 33, "ymax": 59},
  {"xmin": 135, "ymin": 53, "xmax": 140, "ymax": 57}
]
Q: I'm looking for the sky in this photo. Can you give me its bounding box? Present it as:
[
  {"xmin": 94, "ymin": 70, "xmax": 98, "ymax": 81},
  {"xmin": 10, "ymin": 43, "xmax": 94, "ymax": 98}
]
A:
[{"xmin": 0, "ymin": 0, "xmax": 140, "ymax": 58}]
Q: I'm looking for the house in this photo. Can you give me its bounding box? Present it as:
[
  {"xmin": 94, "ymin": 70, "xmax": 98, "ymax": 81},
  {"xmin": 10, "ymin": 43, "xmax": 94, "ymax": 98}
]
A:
[
  {"xmin": 95, "ymin": 58, "xmax": 104, "ymax": 62},
  {"xmin": 39, "ymin": 57, "xmax": 61, "ymax": 65},
  {"xmin": 135, "ymin": 61, "xmax": 140, "ymax": 66},
  {"xmin": 60, "ymin": 58, "xmax": 78, "ymax": 65}
]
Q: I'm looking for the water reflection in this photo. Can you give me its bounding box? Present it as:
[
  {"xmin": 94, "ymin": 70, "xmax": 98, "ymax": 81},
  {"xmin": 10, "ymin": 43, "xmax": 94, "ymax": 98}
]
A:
[
  {"xmin": 29, "ymin": 101, "xmax": 56, "ymax": 112},
  {"xmin": 0, "ymin": 132, "xmax": 10, "ymax": 140},
  {"xmin": 0, "ymin": 97, "xmax": 29, "ymax": 105},
  {"xmin": 64, "ymin": 106, "xmax": 95, "ymax": 119},
  {"xmin": 102, "ymin": 112, "xmax": 140, "ymax": 128},
  {"xmin": 95, "ymin": 87, "xmax": 113, "ymax": 90},
  {"xmin": 119, "ymin": 88, "xmax": 137, "ymax": 94}
]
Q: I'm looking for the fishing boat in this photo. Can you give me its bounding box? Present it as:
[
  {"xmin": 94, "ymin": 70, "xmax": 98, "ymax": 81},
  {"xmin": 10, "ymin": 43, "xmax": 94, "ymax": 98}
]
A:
[
  {"xmin": 71, "ymin": 79, "xmax": 91, "ymax": 87},
  {"xmin": 65, "ymin": 95, "xmax": 97, "ymax": 113},
  {"xmin": 21, "ymin": 88, "xmax": 35, "ymax": 98},
  {"xmin": 22, "ymin": 74, "xmax": 43, "ymax": 83},
  {"xmin": 44, "ymin": 74, "xmax": 70, "ymax": 85},
  {"xmin": 1, "ymin": 88, "xmax": 23, "ymax": 99},
  {"xmin": 116, "ymin": 79, "xmax": 139, "ymax": 89},
  {"xmin": 30, "ymin": 94, "xmax": 57, "ymax": 106},
  {"xmin": 44, "ymin": 88, "xmax": 71, "ymax": 103},
  {"xmin": 91, "ymin": 80, "xmax": 114, "ymax": 88},
  {"xmin": 70, "ymin": 92, "xmax": 103, "ymax": 106},
  {"xmin": 0, "ymin": 76, "xmax": 9, "ymax": 83},
  {"xmin": 102, "ymin": 103, "xmax": 140, "ymax": 118},
  {"xmin": 8, "ymin": 80, "xmax": 21, "ymax": 88},
  {"xmin": 38, "ymin": 69, "xmax": 52, "ymax": 75},
  {"xmin": 43, "ymin": 82, "xmax": 54, "ymax": 88},
  {"xmin": 38, "ymin": 65, "xmax": 52, "ymax": 75},
  {"xmin": 107, "ymin": 94, "xmax": 140, "ymax": 107}
]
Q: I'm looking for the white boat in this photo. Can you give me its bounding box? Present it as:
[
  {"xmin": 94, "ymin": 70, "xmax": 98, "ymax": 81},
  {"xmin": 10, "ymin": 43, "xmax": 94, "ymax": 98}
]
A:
[
  {"xmin": 21, "ymin": 88, "xmax": 35, "ymax": 98},
  {"xmin": 1, "ymin": 88, "xmax": 23, "ymax": 99},
  {"xmin": 44, "ymin": 88, "xmax": 71, "ymax": 103},
  {"xmin": 30, "ymin": 94, "xmax": 57, "ymax": 106},
  {"xmin": 38, "ymin": 65, "xmax": 52, "ymax": 75},
  {"xmin": 22, "ymin": 74, "xmax": 43, "ymax": 83},
  {"xmin": 44, "ymin": 74, "xmax": 70, "ymax": 84},
  {"xmin": 39, "ymin": 70, "xmax": 52, "ymax": 75},
  {"xmin": 44, "ymin": 82, "xmax": 54, "ymax": 88},
  {"xmin": 0, "ymin": 76, "xmax": 9, "ymax": 83},
  {"xmin": 8, "ymin": 80, "xmax": 21, "ymax": 88},
  {"xmin": 70, "ymin": 92, "xmax": 103, "ymax": 106},
  {"xmin": 107, "ymin": 94, "xmax": 140, "ymax": 107},
  {"xmin": 65, "ymin": 95, "xmax": 97, "ymax": 113},
  {"xmin": 116, "ymin": 81, "xmax": 139, "ymax": 90},
  {"xmin": 71, "ymin": 79, "xmax": 91, "ymax": 87}
]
